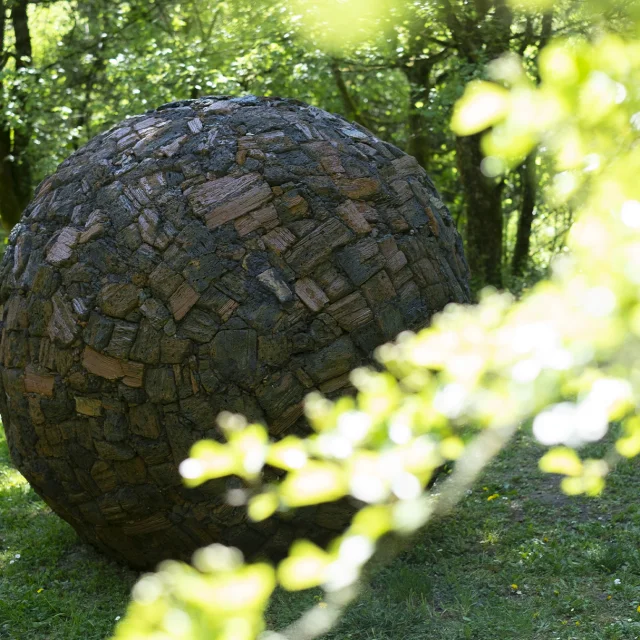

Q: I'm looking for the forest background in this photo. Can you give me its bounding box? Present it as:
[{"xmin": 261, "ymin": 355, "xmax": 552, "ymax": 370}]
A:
[{"xmin": 3, "ymin": 0, "xmax": 628, "ymax": 293}]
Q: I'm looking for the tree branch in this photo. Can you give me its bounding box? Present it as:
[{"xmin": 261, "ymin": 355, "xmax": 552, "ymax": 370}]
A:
[{"xmin": 262, "ymin": 423, "xmax": 517, "ymax": 640}]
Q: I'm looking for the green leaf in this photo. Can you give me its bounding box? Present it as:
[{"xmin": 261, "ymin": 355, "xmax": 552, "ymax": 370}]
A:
[
  {"xmin": 277, "ymin": 540, "xmax": 333, "ymax": 591},
  {"xmin": 229, "ymin": 424, "xmax": 268, "ymax": 478},
  {"xmin": 539, "ymin": 447, "xmax": 583, "ymax": 477},
  {"xmin": 350, "ymin": 505, "xmax": 392, "ymax": 540},
  {"xmin": 451, "ymin": 81, "xmax": 510, "ymax": 136},
  {"xmin": 616, "ymin": 418, "xmax": 640, "ymax": 457},
  {"xmin": 279, "ymin": 462, "xmax": 348, "ymax": 507},
  {"xmin": 248, "ymin": 492, "xmax": 279, "ymax": 522},
  {"xmin": 184, "ymin": 440, "xmax": 237, "ymax": 485},
  {"xmin": 182, "ymin": 564, "xmax": 276, "ymax": 613},
  {"xmin": 508, "ymin": 0, "xmax": 555, "ymax": 10},
  {"xmin": 267, "ymin": 435, "xmax": 308, "ymax": 470}
]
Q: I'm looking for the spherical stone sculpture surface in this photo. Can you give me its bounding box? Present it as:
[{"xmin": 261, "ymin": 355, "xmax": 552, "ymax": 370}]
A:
[{"xmin": 0, "ymin": 95, "xmax": 470, "ymax": 569}]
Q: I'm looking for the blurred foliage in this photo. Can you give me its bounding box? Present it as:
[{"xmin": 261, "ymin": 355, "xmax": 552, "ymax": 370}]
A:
[{"xmin": 107, "ymin": 2, "xmax": 640, "ymax": 639}]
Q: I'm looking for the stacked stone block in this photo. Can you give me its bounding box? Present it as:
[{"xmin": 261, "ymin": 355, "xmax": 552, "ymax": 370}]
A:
[{"xmin": 0, "ymin": 96, "xmax": 469, "ymax": 568}]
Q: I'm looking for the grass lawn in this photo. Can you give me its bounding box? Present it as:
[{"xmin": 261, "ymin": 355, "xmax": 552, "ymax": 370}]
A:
[
  {"xmin": 0, "ymin": 427, "xmax": 136, "ymax": 639},
  {"xmin": 2, "ymin": 422, "xmax": 640, "ymax": 639}
]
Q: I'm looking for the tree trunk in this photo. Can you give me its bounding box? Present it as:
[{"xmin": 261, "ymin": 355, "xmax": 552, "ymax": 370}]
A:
[
  {"xmin": 72, "ymin": 3, "xmax": 108, "ymax": 143},
  {"xmin": 0, "ymin": 0, "xmax": 33, "ymax": 229},
  {"xmin": 11, "ymin": 0, "xmax": 31, "ymax": 66},
  {"xmin": 74, "ymin": 52, "xmax": 107, "ymax": 143},
  {"xmin": 511, "ymin": 153, "xmax": 537, "ymax": 276},
  {"xmin": 456, "ymin": 133, "xmax": 504, "ymax": 289},
  {"xmin": 0, "ymin": 131, "xmax": 27, "ymax": 228},
  {"xmin": 330, "ymin": 60, "xmax": 373, "ymax": 131},
  {"xmin": 404, "ymin": 59, "xmax": 432, "ymax": 170},
  {"xmin": 439, "ymin": 0, "xmax": 513, "ymax": 290},
  {"xmin": 0, "ymin": 0, "xmax": 4, "ymax": 62}
]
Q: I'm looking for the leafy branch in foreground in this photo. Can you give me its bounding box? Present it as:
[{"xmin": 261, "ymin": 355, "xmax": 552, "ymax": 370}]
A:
[{"xmin": 113, "ymin": 24, "xmax": 640, "ymax": 640}]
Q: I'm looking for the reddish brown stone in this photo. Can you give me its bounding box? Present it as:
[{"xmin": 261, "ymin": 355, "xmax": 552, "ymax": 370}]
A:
[
  {"xmin": 187, "ymin": 173, "xmax": 272, "ymax": 229},
  {"xmin": 295, "ymin": 278, "xmax": 329, "ymax": 312},
  {"xmin": 234, "ymin": 213, "xmax": 261, "ymax": 237},
  {"xmin": 76, "ymin": 397, "xmax": 102, "ymax": 416},
  {"xmin": 262, "ymin": 227, "xmax": 295, "ymax": 254},
  {"xmin": 314, "ymin": 262, "xmax": 354, "ymax": 301},
  {"xmin": 318, "ymin": 372, "xmax": 352, "ymax": 394},
  {"xmin": 168, "ymin": 282, "xmax": 200, "ymax": 321},
  {"xmin": 336, "ymin": 177, "xmax": 381, "ymax": 199},
  {"xmin": 82, "ymin": 347, "xmax": 124, "ymax": 380},
  {"xmin": 425, "ymin": 205, "xmax": 441, "ymax": 237},
  {"xmin": 250, "ymin": 204, "xmax": 279, "ymax": 229},
  {"xmin": 337, "ymin": 200, "xmax": 372, "ymax": 234},
  {"xmin": 24, "ymin": 370, "xmax": 55, "ymax": 397},
  {"xmin": 285, "ymin": 219, "xmax": 353, "ymax": 275},
  {"xmin": 82, "ymin": 347, "xmax": 144, "ymax": 388},
  {"xmin": 281, "ymin": 190, "xmax": 309, "ymax": 217},
  {"xmin": 326, "ymin": 292, "xmax": 373, "ymax": 331},
  {"xmin": 269, "ymin": 401, "xmax": 304, "ymax": 436}
]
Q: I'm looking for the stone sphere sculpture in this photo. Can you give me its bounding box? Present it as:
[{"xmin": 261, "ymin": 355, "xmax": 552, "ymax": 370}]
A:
[{"xmin": 0, "ymin": 95, "xmax": 470, "ymax": 569}]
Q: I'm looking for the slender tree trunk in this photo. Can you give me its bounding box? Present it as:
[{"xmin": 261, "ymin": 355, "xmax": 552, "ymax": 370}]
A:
[
  {"xmin": 0, "ymin": 131, "xmax": 27, "ymax": 228},
  {"xmin": 511, "ymin": 153, "xmax": 537, "ymax": 276},
  {"xmin": 76, "ymin": 53, "xmax": 107, "ymax": 142},
  {"xmin": 73, "ymin": 2, "xmax": 107, "ymax": 143},
  {"xmin": 0, "ymin": 0, "xmax": 33, "ymax": 229},
  {"xmin": 404, "ymin": 59, "xmax": 432, "ymax": 170},
  {"xmin": 330, "ymin": 60, "xmax": 373, "ymax": 131},
  {"xmin": 438, "ymin": 0, "xmax": 513, "ymax": 290},
  {"xmin": 1, "ymin": 0, "xmax": 28, "ymax": 229},
  {"xmin": 456, "ymin": 133, "xmax": 504, "ymax": 289},
  {"xmin": 11, "ymin": 0, "xmax": 31, "ymax": 67}
]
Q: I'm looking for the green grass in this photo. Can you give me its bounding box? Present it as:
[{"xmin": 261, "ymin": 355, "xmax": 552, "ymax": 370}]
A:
[
  {"xmin": 0, "ymin": 427, "xmax": 136, "ymax": 639},
  {"xmin": 2, "ymin": 423, "xmax": 640, "ymax": 639},
  {"xmin": 266, "ymin": 433, "xmax": 640, "ymax": 640}
]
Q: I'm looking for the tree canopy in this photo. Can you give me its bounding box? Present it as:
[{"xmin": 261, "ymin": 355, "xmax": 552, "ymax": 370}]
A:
[{"xmin": 3, "ymin": 0, "xmax": 624, "ymax": 289}]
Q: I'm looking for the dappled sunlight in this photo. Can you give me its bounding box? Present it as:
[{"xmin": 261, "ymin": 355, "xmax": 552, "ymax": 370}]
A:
[{"xmin": 291, "ymin": 0, "xmax": 404, "ymax": 53}]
